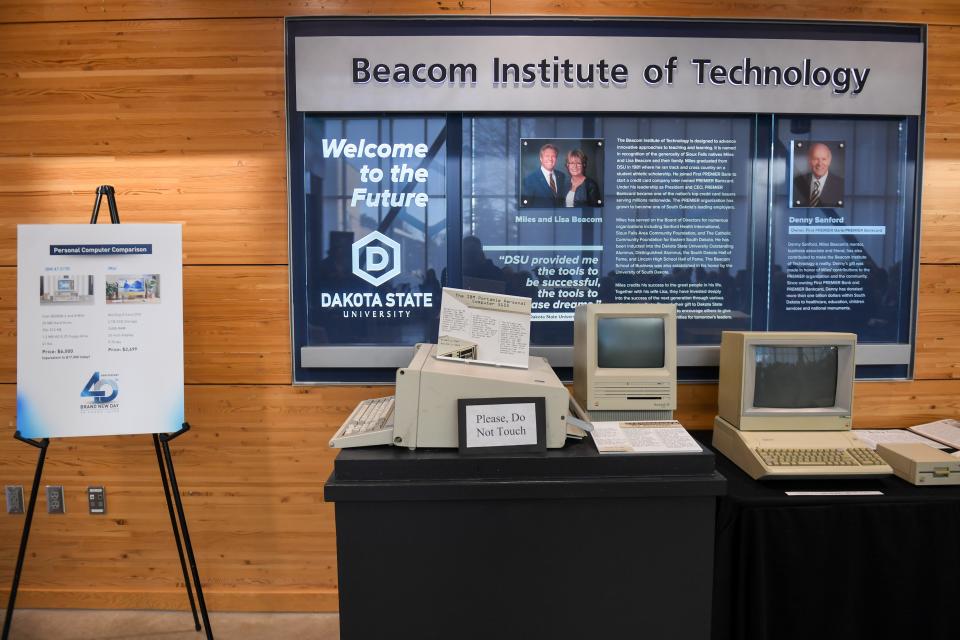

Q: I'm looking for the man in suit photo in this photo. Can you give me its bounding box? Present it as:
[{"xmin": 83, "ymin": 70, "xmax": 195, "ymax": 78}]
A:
[
  {"xmin": 521, "ymin": 143, "xmax": 568, "ymax": 208},
  {"xmin": 793, "ymin": 142, "xmax": 845, "ymax": 208}
]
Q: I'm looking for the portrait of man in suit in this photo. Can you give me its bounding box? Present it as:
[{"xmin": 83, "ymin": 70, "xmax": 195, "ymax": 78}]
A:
[
  {"xmin": 792, "ymin": 141, "xmax": 845, "ymax": 208},
  {"xmin": 520, "ymin": 143, "xmax": 568, "ymax": 208}
]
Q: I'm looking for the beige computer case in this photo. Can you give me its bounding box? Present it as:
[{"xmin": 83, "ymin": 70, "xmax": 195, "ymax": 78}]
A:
[{"xmin": 393, "ymin": 344, "xmax": 569, "ymax": 449}]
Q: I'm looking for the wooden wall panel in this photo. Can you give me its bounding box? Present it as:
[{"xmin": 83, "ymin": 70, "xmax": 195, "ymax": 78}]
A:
[
  {"xmin": 490, "ymin": 1, "xmax": 960, "ymax": 23},
  {"xmin": 920, "ymin": 146, "xmax": 960, "ymax": 265},
  {"xmin": 914, "ymin": 264, "xmax": 960, "ymax": 379},
  {"xmin": 5, "ymin": 1, "xmax": 960, "ymax": 25},
  {"xmin": 0, "ymin": 1, "xmax": 957, "ymax": 614},
  {"xmin": 0, "ymin": 270, "xmax": 12, "ymax": 384},
  {"xmin": 183, "ymin": 266, "xmax": 291, "ymax": 384},
  {"xmin": 674, "ymin": 380, "xmax": 960, "ymax": 429},
  {"xmin": 853, "ymin": 379, "xmax": 960, "ymax": 426},
  {"xmin": 921, "ymin": 25, "xmax": 960, "ymax": 264},
  {"xmin": 0, "ymin": 384, "xmax": 380, "ymax": 611},
  {"xmin": 0, "ymin": 19, "xmax": 288, "ymax": 266},
  {"xmin": 0, "ymin": 1, "xmax": 490, "ymax": 23}
]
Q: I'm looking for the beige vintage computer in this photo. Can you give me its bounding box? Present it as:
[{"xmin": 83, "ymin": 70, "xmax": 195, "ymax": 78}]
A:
[
  {"xmin": 573, "ymin": 303, "xmax": 676, "ymax": 421},
  {"xmin": 712, "ymin": 331, "xmax": 892, "ymax": 479},
  {"xmin": 330, "ymin": 344, "xmax": 570, "ymax": 449}
]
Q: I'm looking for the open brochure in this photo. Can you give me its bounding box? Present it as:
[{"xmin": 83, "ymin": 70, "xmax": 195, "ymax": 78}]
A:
[
  {"xmin": 849, "ymin": 429, "xmax": 949, "ymax": 450},
  {"xmin": 908, "ymin": 419, "xmax": 960, "ymax": 449},
  {"xmin": 591, "ymin": 420, "xmax": 702, "ymax": 454},
  {"xmin": 436, "ymin": 287, "xmax": 531, "ymax": 368}
]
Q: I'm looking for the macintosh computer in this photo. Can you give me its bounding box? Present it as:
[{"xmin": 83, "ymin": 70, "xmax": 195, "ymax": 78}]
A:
[
  {"xmin": 573, "ymin": 303, "xmax": 677, "ymax": 421},
  {"xmin": 711, "ymin": 331, "xmax": 892, "ymax": 479}
]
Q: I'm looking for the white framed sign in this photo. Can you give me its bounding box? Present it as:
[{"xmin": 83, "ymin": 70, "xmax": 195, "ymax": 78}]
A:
[
  {"xmin": 16, "ymin": 224, "xmax": 184, "ymax": 438},
  {"xmin": 457, "ymin": 397, "xmax": 546, "ymax": 455}
]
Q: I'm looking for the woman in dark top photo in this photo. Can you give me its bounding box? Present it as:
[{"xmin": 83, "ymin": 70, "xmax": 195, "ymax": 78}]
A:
[{"xmin": 564, "ymin": 148, "xmax": 601, "ymax": 207}]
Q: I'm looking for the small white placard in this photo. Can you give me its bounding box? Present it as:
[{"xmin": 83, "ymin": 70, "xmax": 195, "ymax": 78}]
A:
[
  {"xmin": 785, "ymin": 491, "xmax": 884, "ymax": 496},
  {"xmin": 464, "ymin": 402, "xmax": 538, "ymax": 448}
]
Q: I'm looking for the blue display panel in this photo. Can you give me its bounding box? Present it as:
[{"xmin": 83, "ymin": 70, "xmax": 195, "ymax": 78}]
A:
[
  {"xmin": 294, "ymin": 116, "xmax": 448, "ymax": 381},
  {"xmin": 768, "ymin": 116, "xmax": 917, "ymax": 348},
  {"xmin": 461, "ymin": 115, "xmax": 756, "ymax": 347},
  {"xmin": 286, "ymin": 19, "xmax": 924, "ymax": 383}
]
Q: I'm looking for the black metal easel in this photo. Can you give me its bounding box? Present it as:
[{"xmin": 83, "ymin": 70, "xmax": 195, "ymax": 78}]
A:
[{"xmin": 3, "ymin": 185, "xmax": 214, "ymax": 640}]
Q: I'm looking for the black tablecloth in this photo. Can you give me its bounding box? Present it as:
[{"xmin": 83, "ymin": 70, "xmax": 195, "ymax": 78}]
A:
[{"xmin": 691, "ymin": 430, "xmax": 960, "ymax": 640}]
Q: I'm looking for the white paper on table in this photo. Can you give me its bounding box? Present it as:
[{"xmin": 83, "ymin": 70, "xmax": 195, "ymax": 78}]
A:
[
  {"xmin": 851, "ymin": 429, "xmax": 949, "ymax": 450},
  {"xmin": 590, "ymin": 422, "xmax": 633, "ymax": 453},
  {"xmin": 908, "ymin": 419, "xmax": 960, "ymax": 449},
  {"xmin": 621, "ymin": 424, "xmax": 703, "ymax": 453}
]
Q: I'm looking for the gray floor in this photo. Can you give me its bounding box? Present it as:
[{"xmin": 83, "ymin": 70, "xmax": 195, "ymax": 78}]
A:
[{"xmin": 4, "ymin": 609, "xmax": 339, "ymax": 640}]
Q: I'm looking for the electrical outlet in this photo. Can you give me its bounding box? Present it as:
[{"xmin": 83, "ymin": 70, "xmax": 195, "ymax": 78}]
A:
[
  {"xmin": 5, "ymin": 485, "xmax": 24, "ymax": 514},
  {"xmin": 46, "ymin": 485, "xmax": 65, "ymax": 514},
  {"xmin": 88, "ymin": 486, "xmax": 106, "ymax": 514}
]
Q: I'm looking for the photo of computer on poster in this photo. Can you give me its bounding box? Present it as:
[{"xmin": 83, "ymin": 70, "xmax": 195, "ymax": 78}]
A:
[
  {"xmin": 519, "ymin": 138, "xmax": 604, "ymax": 209},
  {"xmin": 437, "ymin": 287, "xmax": 531, "ymax": 369},
  {"xmin": 790, "ymin": 140, "xmax": 846, "ymax": 208},
  {"xmin": 39, "ymin": 273, "xmax": 95, "ymax": 305}
]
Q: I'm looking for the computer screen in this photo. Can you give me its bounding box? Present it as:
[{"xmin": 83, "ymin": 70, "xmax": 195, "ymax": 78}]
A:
[
  {"xmin": 753, "ymin": 345, "xmax": 838, "ymax": 409},
  {"xmin": 717, "ymin": 331, "xmax": 856, "ymax": 431},
  {"xmin": 596, "ymin": 317, "xmax": 664, "ymax": 369},
  {"xmin": 573, "ymin": 303, "xmax": 677, "ymax": 414}
]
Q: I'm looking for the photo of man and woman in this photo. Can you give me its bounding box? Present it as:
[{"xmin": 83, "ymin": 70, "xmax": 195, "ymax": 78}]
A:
[{"xmin": 519, "ymin": 138, "xmax": 603, "ymax": 209}]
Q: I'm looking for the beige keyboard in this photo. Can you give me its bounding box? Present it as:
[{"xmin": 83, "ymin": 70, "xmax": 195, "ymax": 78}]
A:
[
  {"xmin": 329, "ymin": 396, "xmax": 396, "ymax": 448},
  {"xmin": 756, "ymin": 447, "xmax": 887, "ymax": 467},
  {"xmin": 712, "ymin": 418, "xmax": 895, "ymax": 479}
]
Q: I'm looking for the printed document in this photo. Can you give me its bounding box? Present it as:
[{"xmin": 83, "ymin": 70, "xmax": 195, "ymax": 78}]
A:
[
  {"xmin": 850, "ymin": 429, "xmax": 948, "ymax": 450},
  {"xmin": 908, "ymin": 419, "xmax": 960, "ymax": 449},
  {"xmin": 591, "ymin": 420, "xmax": 701, "ymax": 454},
  {"xmin": 437, "ymin": 287, "xmax": 531, "ymax": 368}
]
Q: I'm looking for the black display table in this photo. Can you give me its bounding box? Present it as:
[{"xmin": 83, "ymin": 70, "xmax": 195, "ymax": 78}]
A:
[
  {"xmin": 325, "ymin": 438, "xmax": 725, "ymax": 640},
  {"xmin": 691, "ymin": 430, "xmax": 960, "ymax": 640}
]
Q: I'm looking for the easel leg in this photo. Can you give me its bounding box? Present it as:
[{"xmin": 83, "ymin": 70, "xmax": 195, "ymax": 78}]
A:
[
  {"xmin": 160, "ymin": 434, "xmax": 214, "ymax": 640},
  {"xmin": 2, "ymin": 436, "xmax": 50, "ymax": 640},
  {"xmin": 153, "ymin": 434, "xmax": 201, "ymax": 631}
]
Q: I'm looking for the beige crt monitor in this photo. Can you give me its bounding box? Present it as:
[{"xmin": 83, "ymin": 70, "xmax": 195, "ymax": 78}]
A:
[
  {"xmin": 711, "ymin": 331, "xmax": 892, "ymax": 479},
  {"xmin": 573, "ymin": 303, "xmax": 676, "ymax": 420},
  {"xmin": 717, "ymin": 331, "xmax": 856, "ymax": 432}
]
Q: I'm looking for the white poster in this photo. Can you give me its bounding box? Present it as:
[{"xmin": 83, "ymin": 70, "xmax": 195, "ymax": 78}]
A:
[
  {"xmin": 17, "ymin": 224, "xmax": 184, "ymax": 438},
  {"xmin": 437, "ymin": 287, "xmax": 531, "ymax": 369}
]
